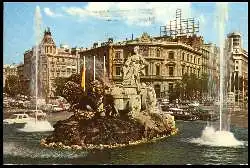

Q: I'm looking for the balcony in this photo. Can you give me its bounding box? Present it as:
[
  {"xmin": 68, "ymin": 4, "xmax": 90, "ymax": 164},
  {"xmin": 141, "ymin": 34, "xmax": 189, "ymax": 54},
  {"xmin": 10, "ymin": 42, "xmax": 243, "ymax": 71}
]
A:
[
  {"xmin": 113, "ymin": 58, "xmax": 123, "ymax": 64},
  {"xmin": 141, "ymin": 75, "xmax": 181, "ymax": 80},
  {"xmin": 144, "ymin": 57, "xmax": 164, "ymax": 61}
]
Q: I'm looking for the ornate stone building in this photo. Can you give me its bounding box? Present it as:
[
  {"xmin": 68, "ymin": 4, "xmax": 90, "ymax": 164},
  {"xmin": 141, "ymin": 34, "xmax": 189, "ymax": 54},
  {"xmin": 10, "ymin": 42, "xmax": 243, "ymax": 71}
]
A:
[
  {"xmin": 79, "ymin": 32, "xmax": 214, "ymax": 99},
  {"xmin": 22, "ymin": 28, "xmax": 82, "ymax": 100},
  {"xmin": 226, "ymin": 32, "xmax": 248, "ymax": 100}
]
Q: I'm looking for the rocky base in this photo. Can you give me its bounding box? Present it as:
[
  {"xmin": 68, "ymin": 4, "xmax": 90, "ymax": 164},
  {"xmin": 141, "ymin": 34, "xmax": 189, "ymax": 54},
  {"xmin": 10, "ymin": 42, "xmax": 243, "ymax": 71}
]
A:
[{"xmin": 41, "ymin": 111, "xmax": 178, "ymax": 150}]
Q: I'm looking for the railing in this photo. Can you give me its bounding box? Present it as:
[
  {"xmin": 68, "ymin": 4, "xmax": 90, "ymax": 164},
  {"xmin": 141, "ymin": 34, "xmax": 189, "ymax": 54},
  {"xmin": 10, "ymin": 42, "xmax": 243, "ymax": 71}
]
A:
[{"xmin": 113, "ymin": 59, "xmax": 123, "ymax": 64}]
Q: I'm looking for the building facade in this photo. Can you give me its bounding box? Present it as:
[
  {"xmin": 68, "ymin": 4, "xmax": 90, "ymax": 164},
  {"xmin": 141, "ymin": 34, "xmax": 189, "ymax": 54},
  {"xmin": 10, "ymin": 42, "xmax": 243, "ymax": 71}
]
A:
[
  {"xmin": 3, "ymin": 64, "xmax": 18, "ymax": 88},
  {"xmin": 22, "ymin": 28, "xmax": 82, "ymax": 100},
  {"xmin": 226, "ymin": 32, "xmax": 248, "ymax": 100},
  {"xmin": 79, "ymin": 33, "xmax": 214, "ymax": 99}
]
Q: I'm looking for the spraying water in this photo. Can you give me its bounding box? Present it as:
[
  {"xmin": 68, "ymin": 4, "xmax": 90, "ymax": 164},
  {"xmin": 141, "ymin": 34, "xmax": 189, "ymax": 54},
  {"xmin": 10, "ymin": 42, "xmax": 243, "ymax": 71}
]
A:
[
  {"xmin": 190, "ymin": 126, "xmax": 244, "ymax": 147},
  {"xmin": 19, "ymin": 6, "xmax": 54, "ymax": 132},
  {"xmin": 190, "ymin": 3, "xmax": 244, "ymax": 147},
  {"xmin": 217, "ymin": 3, "xmax": 228, "ymax": 131},
  {"xmin": 35, "ymin": 6, "xmax": 42, "ymax": 123}
]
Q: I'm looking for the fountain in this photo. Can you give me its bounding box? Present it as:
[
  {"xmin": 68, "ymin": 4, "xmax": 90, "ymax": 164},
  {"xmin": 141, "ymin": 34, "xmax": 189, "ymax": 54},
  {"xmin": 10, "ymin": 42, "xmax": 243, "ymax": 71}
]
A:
[
  {"xmin": 191, "ymin": 3, "xmax": 244, "ymax": 147},
  {"xmin": 40, "ymin": 46, "xmax": 177, "ymax": 150},
  {"xmin": 18, "ymin": 6, "xmax": 54, "ymax": 132}
]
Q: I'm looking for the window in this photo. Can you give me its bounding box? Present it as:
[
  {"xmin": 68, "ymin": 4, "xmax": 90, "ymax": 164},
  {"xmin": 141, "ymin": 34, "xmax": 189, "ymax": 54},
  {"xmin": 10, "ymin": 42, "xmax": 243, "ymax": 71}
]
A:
[
  {"xmin": 116, "ymin": 67, "xmax": 121, "ymax": 76},
  {"xmin": 156, "ymin": 49, "xmax": 161, "ymax": 57},
  {"xmin": 168, "ymin": 51, "xmax": 174, "ymax": 59},
  {"xmin": 236, "ymin": 66, "xmax": 238, "ymax": 70},
  {"xmin": 182, "ymin": 53, "xmax": 185, "ymax": 60},
  {"xmin": 187, "ymin": 54, "xmax": 189, "ymax": 62},
  {"xmin": 156, "ymin": 65, "xmax": 160, "ymax": 75},
  {"xmin": 194, "ymin": 57, "xmax": 195, "ymax": 64},
  {"xmin": 235, "ymin": 60, "xmax": 239, "ymax": 64},
  {"xmin": 62, "ymin": 58, "xmax": 65, "ymax": 62},
  {"xmin": 115, "ymin": 51, "xmax": 121, "ymax": 59},
  {"xmin": 191, "ymin": 55, "xmax": 193, "ymax": 62},
  {"xmin": 169, "ymin": 66, "xmax": 174, "ymax": 76},
  {"xmin": 169, "ymin": 83, "xmax": 173, "ymax": 93},
  {"xmin": 182, "ymin": 66, "xmax": 184, "ymax": 75},
  {"xmin": 141, "ymin": 47, "xmax": 149, "ymax": 57},
  {"xmin": 154, "ymin": 85, "xmax": 161, "ymax": 98},
  {"xmin": 145, "ymin": 65, "xmax": 148, "ymax": 76}
]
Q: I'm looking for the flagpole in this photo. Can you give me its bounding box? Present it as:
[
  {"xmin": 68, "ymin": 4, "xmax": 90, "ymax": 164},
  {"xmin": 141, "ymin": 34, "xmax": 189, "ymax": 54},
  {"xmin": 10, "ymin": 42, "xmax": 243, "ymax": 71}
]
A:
[
  {"xmin": 238, "ymin": 72, "xmax": 239, "ymax": 106},
  {"xmin": 242, "ymin": 75, "xmax": 244, "ymax": 105},
  {"xmin": 83, "ymin": 56, "xmax": 86, "ymax": 92},
  {"xmin": 104, "ymin": 55, "xmax": 106, "ymax": 80},
  {"xmin": 234, "ymin": 72, "xmax": 236, "ymax": 109},
  {"xmin": 94, "ymin": 55, "xmax": 96, "ymax": 81},
  {"xmin": 229, "ymin": 73, "xmax": 231, "ymax": 93}
]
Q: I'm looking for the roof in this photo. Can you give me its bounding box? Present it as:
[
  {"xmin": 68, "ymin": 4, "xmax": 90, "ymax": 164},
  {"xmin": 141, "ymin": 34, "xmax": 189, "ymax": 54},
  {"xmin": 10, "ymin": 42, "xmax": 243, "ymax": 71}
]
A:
[{"xmin": 228, "ymin": 32, "xmax": 241, "ymax": 37}]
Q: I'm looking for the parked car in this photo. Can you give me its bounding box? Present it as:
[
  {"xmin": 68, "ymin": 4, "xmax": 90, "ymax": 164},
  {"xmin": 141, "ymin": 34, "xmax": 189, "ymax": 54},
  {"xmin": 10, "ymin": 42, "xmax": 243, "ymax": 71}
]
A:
[
  {"xmin": 3, "ymin": 113, "xmax": 34, "ymax": 125},
  {"xmin": 52, "ymin": 105, "xmax": 64, "ymax": 112}
]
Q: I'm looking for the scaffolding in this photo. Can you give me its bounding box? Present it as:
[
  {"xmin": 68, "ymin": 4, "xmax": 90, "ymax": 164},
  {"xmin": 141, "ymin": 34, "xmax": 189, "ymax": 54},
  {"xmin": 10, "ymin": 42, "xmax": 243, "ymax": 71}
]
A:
[{"xmin": 160, "ymin": 9, "xmax": 200, "ymax": 37}]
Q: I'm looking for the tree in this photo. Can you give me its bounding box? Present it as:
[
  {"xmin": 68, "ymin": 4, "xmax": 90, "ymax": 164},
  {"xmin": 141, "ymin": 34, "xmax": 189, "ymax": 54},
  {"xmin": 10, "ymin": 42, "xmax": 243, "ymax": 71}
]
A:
[
  {"xmin": 5, "ymin": 75, "xmax": 21, "ymax": 97},
  {"xmin": 53, "ymin": 77, "xmax": 69, "ymax": 97},
  {"xmin": 200, "ymin": 73, "xmax": 209, "ymax": 97}
]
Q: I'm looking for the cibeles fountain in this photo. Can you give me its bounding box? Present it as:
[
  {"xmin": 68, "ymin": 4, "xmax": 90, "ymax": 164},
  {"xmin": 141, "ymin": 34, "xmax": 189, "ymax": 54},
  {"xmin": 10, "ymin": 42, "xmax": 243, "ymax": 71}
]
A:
[{"xmin": 40, "ymin": 46, "xmax": 177, "ymax": 150}]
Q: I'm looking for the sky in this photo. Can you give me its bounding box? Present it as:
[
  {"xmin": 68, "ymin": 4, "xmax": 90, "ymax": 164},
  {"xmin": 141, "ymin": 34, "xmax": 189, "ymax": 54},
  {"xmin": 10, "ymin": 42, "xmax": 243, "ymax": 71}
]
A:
[{"xmin": 3, "ymin": 2, "xmax": 248, "ymax": 64}]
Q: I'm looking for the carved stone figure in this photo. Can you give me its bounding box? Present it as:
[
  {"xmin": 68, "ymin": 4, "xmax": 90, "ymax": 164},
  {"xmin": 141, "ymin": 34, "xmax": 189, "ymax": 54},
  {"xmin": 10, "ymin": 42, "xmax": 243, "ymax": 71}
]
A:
[
  {"xmin": 122, "ymin": 46, "xmax": 148, "ymax": 93},
  {"xmin": 146, "ymin": 83, "xmax": 157, "ymax": 112}
]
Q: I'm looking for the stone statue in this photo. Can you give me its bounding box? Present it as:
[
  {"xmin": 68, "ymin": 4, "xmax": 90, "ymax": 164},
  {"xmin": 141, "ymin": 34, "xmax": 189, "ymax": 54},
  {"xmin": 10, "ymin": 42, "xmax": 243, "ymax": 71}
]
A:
[
  {"xmin": 123, "ymin": 46, "xmax": 148, "ymax": 93},
  {"xmin": 146, "ymin": 83, "xmax": 157, "ymax": 112}
]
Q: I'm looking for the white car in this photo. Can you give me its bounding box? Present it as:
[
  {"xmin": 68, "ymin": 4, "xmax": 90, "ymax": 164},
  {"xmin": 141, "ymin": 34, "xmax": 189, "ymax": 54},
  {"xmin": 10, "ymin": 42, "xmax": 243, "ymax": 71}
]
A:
[
  {"xmin": 3, "ymin": 114, "xmax": 34, "ymax": 124},
  {"xmin": 52, "ymin": 105, "xmax": 64, "ymax": 112},
  {"xmin": 27, "ymin": 110, "xmax": 47, "ymax": 119}
]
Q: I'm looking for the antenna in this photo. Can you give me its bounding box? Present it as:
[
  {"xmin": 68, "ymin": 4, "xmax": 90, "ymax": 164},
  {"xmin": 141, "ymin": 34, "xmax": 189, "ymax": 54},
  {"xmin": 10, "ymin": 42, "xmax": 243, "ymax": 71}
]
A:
[{"xmin": 160, "ymin": 9, "xmax": 200, "ymax": 37}]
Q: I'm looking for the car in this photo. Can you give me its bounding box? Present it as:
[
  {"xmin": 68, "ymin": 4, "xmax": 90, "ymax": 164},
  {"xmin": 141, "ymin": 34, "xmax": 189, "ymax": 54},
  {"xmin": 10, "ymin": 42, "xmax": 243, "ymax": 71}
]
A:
[
  {"xmin": 52, "ymin": 105, "xmax": 64, "ymax": 112},
  {"xmin": 3, "ymin": 113, "xmax": 34, "ymax": 124}
]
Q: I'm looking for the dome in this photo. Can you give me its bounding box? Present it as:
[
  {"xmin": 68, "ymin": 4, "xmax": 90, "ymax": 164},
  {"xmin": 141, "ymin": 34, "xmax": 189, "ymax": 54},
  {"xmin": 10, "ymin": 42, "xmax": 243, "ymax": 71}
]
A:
[{"xmin": 60, "ymin": 44, "xmax": 70, "ymax": 49}]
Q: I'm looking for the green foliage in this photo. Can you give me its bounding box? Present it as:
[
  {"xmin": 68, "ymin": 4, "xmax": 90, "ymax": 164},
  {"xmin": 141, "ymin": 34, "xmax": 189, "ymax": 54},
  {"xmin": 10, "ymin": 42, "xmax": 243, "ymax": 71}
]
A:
[
  {"xmin": 170, "ymin": 72, "xmax": 209, "ymax": 101},
  {"xmin": 53, "ymin": 77, "xmax": 69, "ymax": 97},
  {"xmin": 5, "ymin": 75, "xmax": 21, "ymax": 97},
  {"xmin": 53, "ymin": 73, "xmax": 83, "ymax": 97}
]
